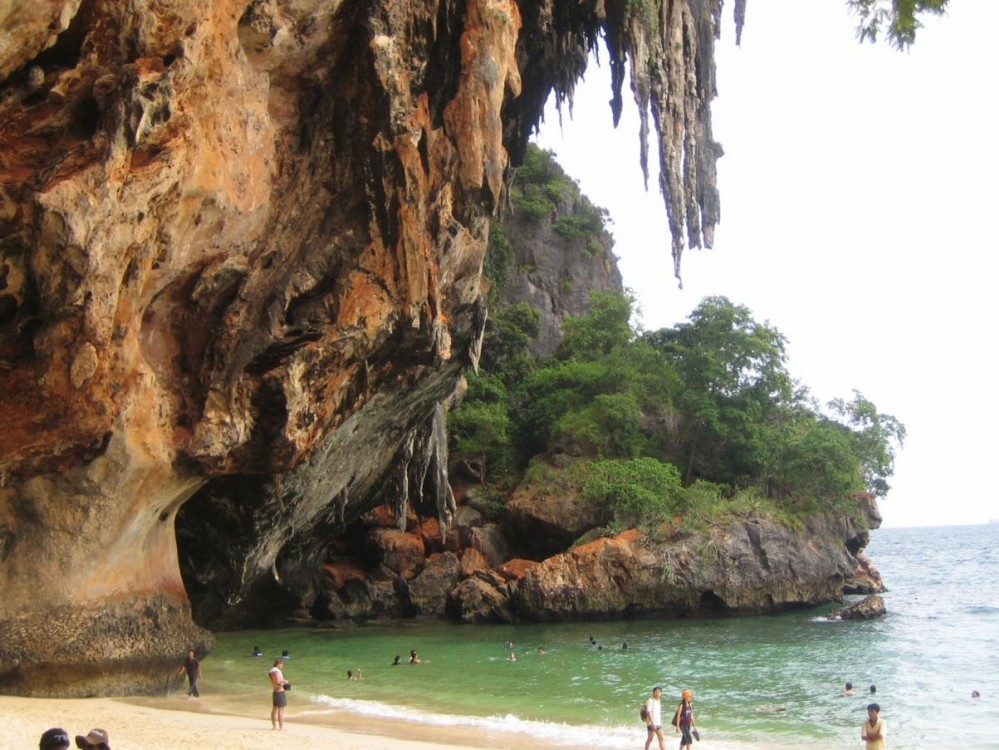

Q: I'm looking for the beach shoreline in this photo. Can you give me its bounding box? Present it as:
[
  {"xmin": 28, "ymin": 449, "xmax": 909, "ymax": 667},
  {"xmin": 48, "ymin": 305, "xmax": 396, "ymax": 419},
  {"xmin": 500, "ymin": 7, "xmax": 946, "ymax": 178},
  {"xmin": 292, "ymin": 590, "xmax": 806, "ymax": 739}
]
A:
[{"xmin": 4, "ymin": 693, "xmax": 586, "ymax": 750}]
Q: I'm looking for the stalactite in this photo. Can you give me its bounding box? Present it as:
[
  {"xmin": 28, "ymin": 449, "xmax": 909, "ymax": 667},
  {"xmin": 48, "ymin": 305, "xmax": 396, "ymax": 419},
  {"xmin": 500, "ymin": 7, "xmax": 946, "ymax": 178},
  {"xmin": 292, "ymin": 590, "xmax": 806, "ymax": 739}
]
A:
[
  {"xmin": 406, "ymin": 402, "xmax": 457, "ymax": 534},
  {"xmin": 643, "ymin": 0, "xmax": 723, "ymax": 286},
  {"xmin": 396, "ymin": 432, "xmax": 415, "ymax": 531},
  {"xmin": 427, "ymin": 402, "xmax": 457, "ymax": 533}
]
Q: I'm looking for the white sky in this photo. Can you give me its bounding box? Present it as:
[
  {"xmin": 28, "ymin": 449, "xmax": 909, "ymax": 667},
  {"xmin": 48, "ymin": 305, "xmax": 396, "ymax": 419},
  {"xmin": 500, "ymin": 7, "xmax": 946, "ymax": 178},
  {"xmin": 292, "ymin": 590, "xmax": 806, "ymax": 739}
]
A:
[{"xmin": 534, "ymin": 1, "xmax": 999, "ymax": 528}]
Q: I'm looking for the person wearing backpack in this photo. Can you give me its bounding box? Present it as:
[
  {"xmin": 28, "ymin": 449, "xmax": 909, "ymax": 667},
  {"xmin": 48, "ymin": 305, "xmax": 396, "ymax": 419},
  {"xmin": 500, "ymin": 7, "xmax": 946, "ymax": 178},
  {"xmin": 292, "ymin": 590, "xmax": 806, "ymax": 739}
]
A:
[
  {"xmin": 643, "ymin": 686, "xmax": 666, "ymax": 750},
  {"xmin": 675, "ymin": 689, "xmax": 699, "ymax": 748}
]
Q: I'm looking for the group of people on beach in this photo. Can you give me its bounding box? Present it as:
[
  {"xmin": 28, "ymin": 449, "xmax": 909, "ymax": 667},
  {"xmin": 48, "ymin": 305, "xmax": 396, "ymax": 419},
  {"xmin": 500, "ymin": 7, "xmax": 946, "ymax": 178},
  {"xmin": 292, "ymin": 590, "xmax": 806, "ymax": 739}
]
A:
[
  {"xmin": 38, "ymin": 728, "xmax": 110, "ymax": 750},
  {"xmin": 840, "ymin": 682, "xmax": 886, "ymax": 749},
  {"xmin": 642, "ymin": 687, "xmax": 698, "ymax": 750},
  {"xmin": 640, "ymin": 683, "xmax": 888, "ymax": 750},
  {"xmin": 175, "ymin": 645, "xmax": 299, "ymax": 730},
  {"xmin": 842, "ymin": 681, "xmax": 887, "ymax": 749},
  {"xmin": 172, "ymin": 643, "xmax": 892, "ymax": 745}
]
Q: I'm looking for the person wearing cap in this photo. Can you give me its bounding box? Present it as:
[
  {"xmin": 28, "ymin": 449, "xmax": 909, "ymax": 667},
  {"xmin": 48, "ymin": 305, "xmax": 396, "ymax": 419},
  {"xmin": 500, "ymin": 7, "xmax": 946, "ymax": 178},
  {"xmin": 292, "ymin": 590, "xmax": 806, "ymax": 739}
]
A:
[
  {"xmin": 74, "ymin": 728, "xmax": 110, "ymax": 750},
  {"xmin": 39, "ymin": 728, "xmax": 70, "ymax": 750},
  {"xmin": 861, "ymin": 703, "xmax": 886, "ymax": 750},
  {"xmin": 675, "ymin": 689, "xmax": 698, "ymax": 749},
  {"xmin": 643, "ymin": 686, "xmax": 666, "ymax": 750},
  {"xmin": 269, "ymin": 657, "xmax": 289, "ymax": 730}
]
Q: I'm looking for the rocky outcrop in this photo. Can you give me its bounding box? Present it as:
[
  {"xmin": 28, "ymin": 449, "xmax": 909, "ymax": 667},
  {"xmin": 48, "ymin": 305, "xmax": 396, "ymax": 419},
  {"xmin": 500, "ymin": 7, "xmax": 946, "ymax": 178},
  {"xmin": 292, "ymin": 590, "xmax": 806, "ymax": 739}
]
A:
[
  {"xmin": 844, "ymin": 552, "xmax": 887, "ymax": 595},
  {"xmin": 2, "ymin": 0, "xmax": 731, "ymax": 694},
  {"xmin": 827, "ymin": 594, "xmax": 886, "ymax": 621},
  {"xmin": 505, "ymin": 482, "xmax": 610, "ymax": 559},
  {"xmin": 511, "ymin": 515, "xmax": 869, "ymax": 621},
  {"xmin": 247, "ymin": 452, "xmax": 880, "ymax": 626}
]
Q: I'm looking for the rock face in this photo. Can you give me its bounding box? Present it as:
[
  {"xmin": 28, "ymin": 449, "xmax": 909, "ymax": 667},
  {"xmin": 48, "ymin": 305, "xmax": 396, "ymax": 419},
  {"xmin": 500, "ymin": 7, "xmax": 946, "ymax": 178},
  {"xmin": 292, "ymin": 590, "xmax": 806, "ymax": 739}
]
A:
[
  {"xmin": 0, "ymin": 0, "xmax": 730, "ymax": 694},
  {"xmin": 513, "ymin": 515, "xmax": 870, "ymax": 620},
  {"xmin": 206, "ymin": 448, "xmax": 883, "ymax": 628},
  {"xmin": 827, "ymin": 594, "xmax": 886, "ymax": 621},
  {"xmin": 498, "ymin": 188, "xmax": 623, "ymax": 357}
]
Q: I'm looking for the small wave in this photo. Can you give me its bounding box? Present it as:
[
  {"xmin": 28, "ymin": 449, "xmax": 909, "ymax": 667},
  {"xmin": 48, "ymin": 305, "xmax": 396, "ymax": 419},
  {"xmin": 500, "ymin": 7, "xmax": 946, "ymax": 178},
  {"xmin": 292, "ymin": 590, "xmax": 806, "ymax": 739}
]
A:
[
  {"xmin": 964, "ymin": 604, "xmax": 999, "ymax": 616},
  {"xmin": 311, "ymin": 694, "xmax": 633, "ymax": 748},
  {"xmin": 309, "ymin": 695, "xmax": 771, "ymax": 750}
]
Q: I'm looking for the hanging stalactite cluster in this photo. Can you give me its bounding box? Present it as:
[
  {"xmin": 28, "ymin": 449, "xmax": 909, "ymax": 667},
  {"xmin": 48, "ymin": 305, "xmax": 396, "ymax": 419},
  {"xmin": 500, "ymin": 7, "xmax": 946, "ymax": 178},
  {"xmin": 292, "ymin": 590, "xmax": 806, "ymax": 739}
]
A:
[{"xmin": 509, "ymin": 0, "xmax": 745, "ymax": 287}]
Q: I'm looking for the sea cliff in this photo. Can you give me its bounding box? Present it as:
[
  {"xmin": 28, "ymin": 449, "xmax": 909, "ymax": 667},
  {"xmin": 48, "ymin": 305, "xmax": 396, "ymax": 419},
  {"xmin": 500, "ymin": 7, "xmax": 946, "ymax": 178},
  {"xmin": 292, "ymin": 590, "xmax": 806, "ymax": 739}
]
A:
[{"xmin": 2, "ymin": 0, "xmax": 854, "ymax": 698}]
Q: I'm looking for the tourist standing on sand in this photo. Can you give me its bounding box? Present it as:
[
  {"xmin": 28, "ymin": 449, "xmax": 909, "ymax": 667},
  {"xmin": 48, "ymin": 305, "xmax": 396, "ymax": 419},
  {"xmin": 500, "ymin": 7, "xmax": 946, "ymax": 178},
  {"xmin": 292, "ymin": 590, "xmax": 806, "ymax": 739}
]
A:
[
  {"xmin": 643, "ymin": 686, "xmax": 666, "ymax": 750},
  {"xmin": 861, "ymin": 703, "xmax": 886, "ymax": 750},
  {"xmin": 179, "ymin": 649, "xmax": 201, "ymax": 697},
  {"xmin": 675, "ymin": 689, "xmax": 698, "ymax": 749},
  {"xmin": 269, "ymin": 658, "xmax": 290, "ymax": 730}
]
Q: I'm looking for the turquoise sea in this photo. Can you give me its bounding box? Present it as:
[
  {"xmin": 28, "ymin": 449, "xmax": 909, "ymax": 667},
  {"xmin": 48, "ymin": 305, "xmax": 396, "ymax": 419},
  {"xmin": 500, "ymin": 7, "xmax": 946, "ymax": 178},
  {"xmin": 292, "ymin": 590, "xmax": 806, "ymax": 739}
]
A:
[{"xmin": 193, "ymin": 524, "xmax": 999, "ymax": 749}]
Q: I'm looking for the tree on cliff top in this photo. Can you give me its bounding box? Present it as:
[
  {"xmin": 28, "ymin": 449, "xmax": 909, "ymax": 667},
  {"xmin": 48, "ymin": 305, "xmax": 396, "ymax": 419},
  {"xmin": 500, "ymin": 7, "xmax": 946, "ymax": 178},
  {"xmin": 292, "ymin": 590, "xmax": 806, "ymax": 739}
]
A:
[
  {"xmin": 452, "ymin": 288, "xmax": 905, "ymax": 522},
  {"xmin": 847, "ymin": 0, "xmax": 949, "ymax": 49}
]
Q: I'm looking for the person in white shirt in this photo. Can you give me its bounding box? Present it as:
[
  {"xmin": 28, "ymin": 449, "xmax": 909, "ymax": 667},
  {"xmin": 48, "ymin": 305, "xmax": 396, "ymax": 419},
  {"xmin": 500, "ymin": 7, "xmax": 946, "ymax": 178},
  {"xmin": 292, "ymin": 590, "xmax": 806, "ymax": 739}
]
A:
[
  {"xmin": 269, "ymin": 658, "xmax": 289, "ymax": 729},
  {"xmin": 644, "ymin": 686, "xmax": 666, "ymax": 750}
]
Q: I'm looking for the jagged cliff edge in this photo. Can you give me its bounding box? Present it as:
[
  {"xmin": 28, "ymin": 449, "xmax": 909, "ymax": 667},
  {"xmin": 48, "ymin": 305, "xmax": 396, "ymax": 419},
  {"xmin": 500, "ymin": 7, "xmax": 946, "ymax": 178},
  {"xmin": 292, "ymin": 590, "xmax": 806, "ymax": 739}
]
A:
[{"xmin": 2, "ymin": 0, "xmax": 740, "ymax": 695}]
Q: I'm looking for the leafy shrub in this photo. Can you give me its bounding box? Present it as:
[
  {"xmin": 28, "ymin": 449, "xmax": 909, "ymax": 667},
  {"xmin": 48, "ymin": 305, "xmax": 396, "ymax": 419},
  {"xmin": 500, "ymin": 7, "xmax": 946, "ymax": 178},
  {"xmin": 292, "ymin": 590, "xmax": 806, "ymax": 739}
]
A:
[
  {"xmin": 450, "ymin": 373, "xmax": 518, "ymax": 478},
  {"xmin": 580, "ymin": 458, "xmax": 683, "ymax": 531},
  {"xmin": 484, "ymin": 221, "xmax": 513, "ymax": 297}
]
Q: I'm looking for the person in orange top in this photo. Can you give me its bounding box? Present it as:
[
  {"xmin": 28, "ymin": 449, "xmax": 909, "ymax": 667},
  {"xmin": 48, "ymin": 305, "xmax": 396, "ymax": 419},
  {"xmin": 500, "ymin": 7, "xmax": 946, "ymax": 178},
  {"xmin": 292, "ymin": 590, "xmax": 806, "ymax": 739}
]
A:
[{"xmin": 675, "ymin": 689, "xmax": 698, "ymax": 749}]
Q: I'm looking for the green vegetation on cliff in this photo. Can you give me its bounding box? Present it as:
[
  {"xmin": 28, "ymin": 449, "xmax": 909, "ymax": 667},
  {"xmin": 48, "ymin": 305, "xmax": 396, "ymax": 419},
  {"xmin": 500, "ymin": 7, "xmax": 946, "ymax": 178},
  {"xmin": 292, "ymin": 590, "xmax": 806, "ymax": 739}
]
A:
[
  {"xmin": 453, "ymin": 147, "xmax": 905, "ymax": 533},
  {"xmin": 847, "ymin": 0, "xmax": 948, "ymax": 49}
]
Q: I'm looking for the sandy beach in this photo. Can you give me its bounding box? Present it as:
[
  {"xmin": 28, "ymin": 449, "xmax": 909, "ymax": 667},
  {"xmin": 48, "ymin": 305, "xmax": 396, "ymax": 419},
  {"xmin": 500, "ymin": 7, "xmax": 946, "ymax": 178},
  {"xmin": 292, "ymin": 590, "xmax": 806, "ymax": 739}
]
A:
[{"xmin": 4, "ymin": 694, "xmax": 512, "ymax": 750}]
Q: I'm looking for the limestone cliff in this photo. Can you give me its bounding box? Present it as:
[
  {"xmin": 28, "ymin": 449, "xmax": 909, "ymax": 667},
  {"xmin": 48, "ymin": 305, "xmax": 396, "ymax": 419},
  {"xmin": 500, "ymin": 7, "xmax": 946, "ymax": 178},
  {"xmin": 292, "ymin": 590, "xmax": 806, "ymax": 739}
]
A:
[
  {"xmin": 498, "ymin": 167, "xmax": 623, "ymax": 357},
  {"xmin": 173, "ymin": 153, "xmax": 624, "ymax": 631},
  {"xmin": 0, "ymin": 0, "xmax": 732, "ymax": 695}
]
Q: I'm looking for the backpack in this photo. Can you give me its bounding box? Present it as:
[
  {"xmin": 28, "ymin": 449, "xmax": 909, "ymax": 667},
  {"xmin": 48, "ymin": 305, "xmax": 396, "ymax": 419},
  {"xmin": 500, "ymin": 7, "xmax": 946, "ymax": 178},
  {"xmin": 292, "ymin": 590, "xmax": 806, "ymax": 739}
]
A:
[{"xmin": 640, "ymin": 704, "xmax": 649, "ymax": 722}]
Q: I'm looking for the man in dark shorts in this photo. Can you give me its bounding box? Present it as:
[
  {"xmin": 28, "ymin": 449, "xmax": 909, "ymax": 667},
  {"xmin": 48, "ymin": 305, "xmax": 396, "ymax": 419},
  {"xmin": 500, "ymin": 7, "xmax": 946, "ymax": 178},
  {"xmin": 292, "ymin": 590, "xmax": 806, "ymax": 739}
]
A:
[
  {"xmin": 269, "ymin": 658, "xmax": 289, "ymax": 729},
  {"xmin": 179, "ymin": 649, "xmax": 201, "ymax": 697},
  {"xmin": 643, "ymin": 686, "xmax": 666, "ymax": 750}
]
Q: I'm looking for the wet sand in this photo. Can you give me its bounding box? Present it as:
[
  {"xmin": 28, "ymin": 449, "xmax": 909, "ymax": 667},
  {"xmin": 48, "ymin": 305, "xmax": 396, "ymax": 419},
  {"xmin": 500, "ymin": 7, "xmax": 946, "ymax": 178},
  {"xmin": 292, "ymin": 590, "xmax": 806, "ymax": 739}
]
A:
[{"xmin": 5, "ymin": 694, "xmax": 528, "ymax": 750}]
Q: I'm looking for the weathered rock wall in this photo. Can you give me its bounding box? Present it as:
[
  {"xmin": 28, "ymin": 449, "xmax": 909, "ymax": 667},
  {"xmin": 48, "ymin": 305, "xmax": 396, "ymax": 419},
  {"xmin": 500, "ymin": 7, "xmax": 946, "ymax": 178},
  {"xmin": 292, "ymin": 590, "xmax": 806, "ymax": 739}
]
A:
[
  {"xmin": 499, "ymin": 190, "xmax": 623, "ymax": 357},
  {"xmin": 284, "ymin": 463, "xmax": 883, "ymax": 627},
  {"xmin": 0, "ymin": 0, "xmax": 508, "ymax": 694},
  {"xmin": 0, "ymin": 0, "xmax": 730, "ymax": 694},
  {"xmin": 512, "ymin": 514, "xmax": 870, "ymax": 621}
]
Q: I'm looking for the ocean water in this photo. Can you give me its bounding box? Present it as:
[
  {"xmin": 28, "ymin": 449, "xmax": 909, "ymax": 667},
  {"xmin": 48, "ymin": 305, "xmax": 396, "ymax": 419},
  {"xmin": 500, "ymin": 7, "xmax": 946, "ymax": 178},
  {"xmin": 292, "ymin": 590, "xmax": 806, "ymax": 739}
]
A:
[{"xmin": 198, "ymin": 524, "xmax": 999, "ymax": 749}]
